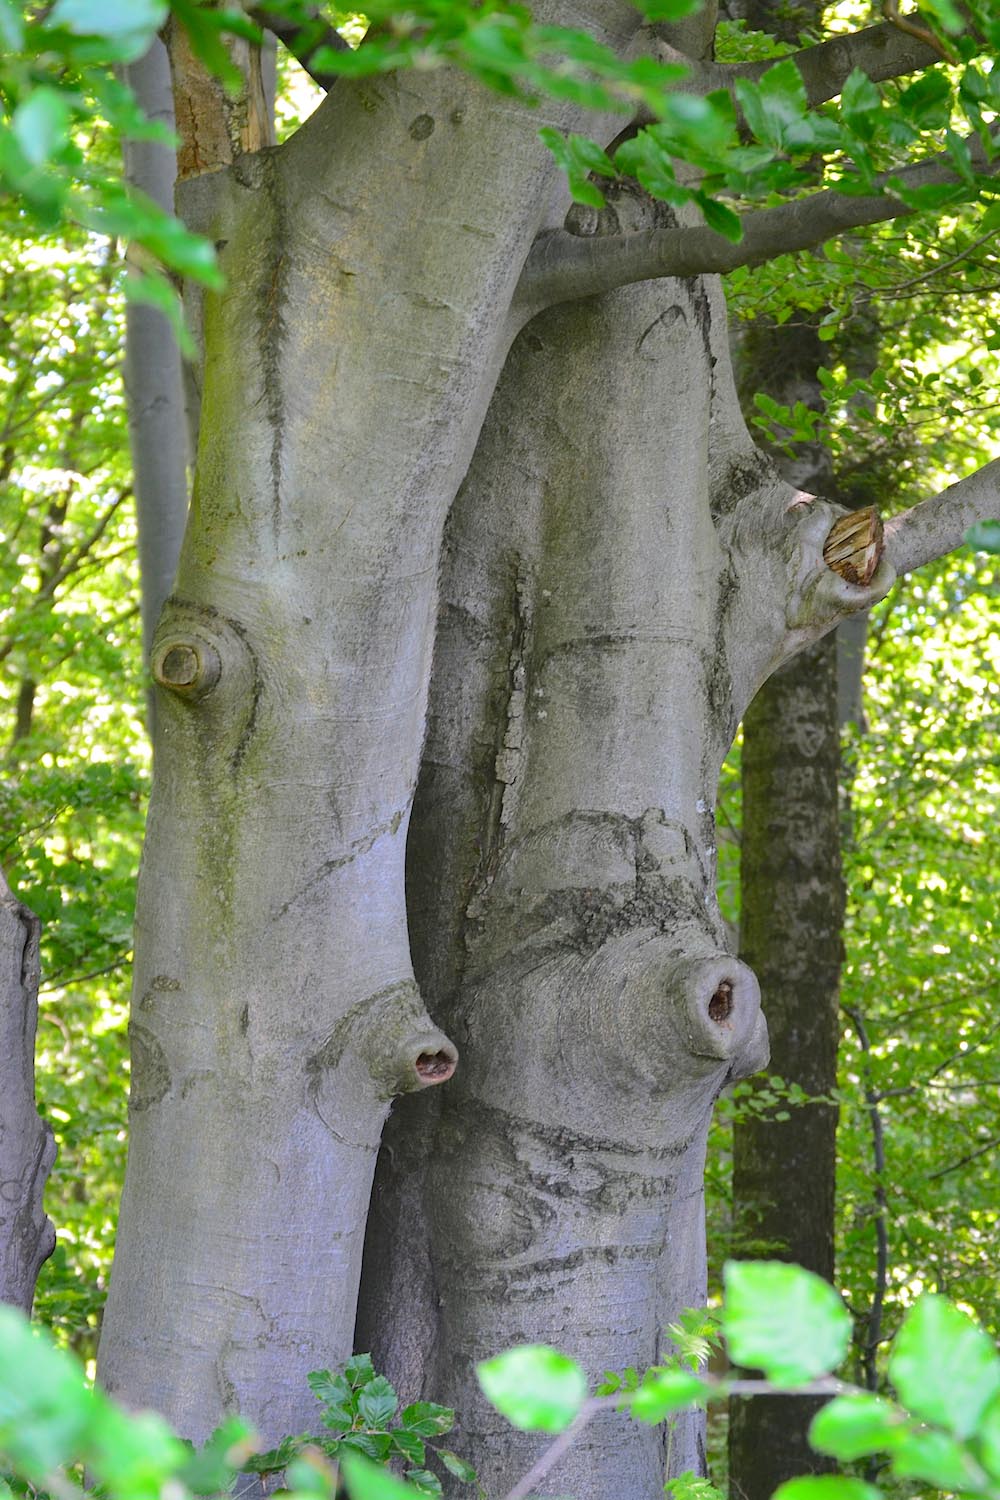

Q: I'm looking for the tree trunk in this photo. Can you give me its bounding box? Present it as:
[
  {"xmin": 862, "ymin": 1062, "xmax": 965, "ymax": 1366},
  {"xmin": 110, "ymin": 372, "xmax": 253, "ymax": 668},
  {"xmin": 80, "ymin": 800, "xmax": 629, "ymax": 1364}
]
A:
[
  {"xmin": 729, "ymin": 634, "xmax": 842, "ymax": 1500},
  {"xmin": 358, "ymin": 175, "xmax": 888, "ymax": 1493},
  {"xmin": 96, "ymin": 29, "xmax": 650, "ymax": 1441},
  {"xmin": 0, "ymin": 868, "xmax": 56, "ymax": 1312},
  {"xmin": 727, "ymin": 303, "xmax": 843, "ymax": 1499},
  {"xmin": 120, "ymin": 40, "xmax": 191, "ymax": 663},
  {"xmin": 99, "ymin": 12, "xmax": 908, "ymax": 1480}
]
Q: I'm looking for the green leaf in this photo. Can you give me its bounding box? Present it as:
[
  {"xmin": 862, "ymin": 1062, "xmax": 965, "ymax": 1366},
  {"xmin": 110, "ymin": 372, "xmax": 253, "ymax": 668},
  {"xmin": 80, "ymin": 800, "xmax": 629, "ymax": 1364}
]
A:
[
  {"xmin": 11, "ymin": 90, "xmax": 70, "ymax": 168},
  {"xmin": 840, "ymin": 69, "xmax": 882, "ymax": 140},
  {"xmin": 438, "ymin": 1449, "xmax": 477, "ymax": 1484},
  {"xmin": 898, "ymin": 70, "xmax": 953, "ymax": 129},
  {"xmin": 177, "ymin": 1419, "xmax": 256, "ymax": 1495},
  {"xmin": 285, "ymin": 1454, "xmax": 336, "ymax": 1495},
  {"xmin": 697, "ymin": 195, "xmax": 742, "ymax": 243},
  {"xmin": 400, "ymin": 1403, "xmax": 454, "ymax": 1438},
  {"xmin": 390, "ymin": 1431, "xmax": 425, "ymax": 1465},
  {"xmin": 978, "ymin": 1390, "xmax": 1000, "ymax": 1478},
  {"xmin": 357, "ymin": 1377, "xmax": 398, "ymax": 1429},
  {"xmin": 735, "ymin": 59, "xmax": 808, "ymax": 150},
  {"xmin": 0, "ymin": 0, "xmax": 24, "ymax": 48},
  {"xmin": 772, "ymin": 1481, "xmax": 881, "ymax": 1500},
  {"xmin": 341, "ymin": 1432, "xmax": 392, "ymax": 1462},
  {"xmin": 889, "ymin": 1294, "xmax": 1000, "ymax": 1438},
  {"xmin": 946, "ymin": 128, "xmax": 975, "ymax": 185},
  {"xmin": 965, "ymin": 520, "xmax": 1000, "ymax": 553},
  {"xmin": 308, "ymin": 1370, "xmax": 354, "ymax": 1405},
  {"xmin": 809, "ymin": 1394, "xmax": 904, "ymax": 1462},
  {"xmin": 477, "ymin": 1346, "xmax": 587, "ymax": 1433},
  {"xmin": 404, "ymin": 1470, "xmax": 442, "ymax": 1497},
  {"xmin": 341, "ymin": 1453, "xmax": 419, "ymax": 1500},
  {"xmin": 87, "ymin": 1406, "xmax": 188, "ymax": 1500},
  {"xmin": 344, "ymin": 1354, "xmax": 377, "ymax": 1389},
  {"xmin": 0, "ymin": 1305, "xmax": 97, "ymax": 1475},
  {"xmin": 46, "ymin": 0, "xmax": 168, "ymax": 60},
  {"xmin": 889, "ymin": 1427, "xmax": 982, "ymax": 1491},
  {"xmin": 722, "ymin": 1262, "xmax": 851, "ymax": 1385},
  {"xmin": 628, "ymin": 1369, "xmax": 707, "ymax": 1423},
  {"xmin": 631, "ymin": 0, "xmax": 702, "ymax": 20}
]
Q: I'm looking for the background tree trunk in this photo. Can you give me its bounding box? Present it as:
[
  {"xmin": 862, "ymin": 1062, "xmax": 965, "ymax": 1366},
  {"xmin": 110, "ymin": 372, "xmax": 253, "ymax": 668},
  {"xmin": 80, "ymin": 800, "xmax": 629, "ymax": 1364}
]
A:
[
  {"xmin": 0, "ymin": 868, "xmax": 55, "ymax": 1312},
  {"xmin": 727, "ymin": 305, "xmax": 843, "ymax": 1498},
  {"xmin": 120, "ymin": 40, "xmax": 190, "ymax": 665}
]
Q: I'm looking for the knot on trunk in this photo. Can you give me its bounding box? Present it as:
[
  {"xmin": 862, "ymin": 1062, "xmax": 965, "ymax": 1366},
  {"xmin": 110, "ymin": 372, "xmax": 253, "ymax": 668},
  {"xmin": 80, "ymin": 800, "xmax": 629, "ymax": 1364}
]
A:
[
  {"xmin": 309, "ymin": 979, "xmax": 458, "ymax": 1104},
  {"xmin": 665, "ymin": 953, "xmax": 768, "ymax": 1079},
  {"xmin": 153, "ymin": 637, "xmax": 221, "ymax": 699}
]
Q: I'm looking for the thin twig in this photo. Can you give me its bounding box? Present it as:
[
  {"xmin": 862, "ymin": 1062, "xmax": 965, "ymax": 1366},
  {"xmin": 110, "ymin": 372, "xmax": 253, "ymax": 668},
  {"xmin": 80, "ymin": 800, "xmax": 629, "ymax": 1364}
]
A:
[
  {"xmin": 926, "ymin": 1135, "xmax": 1000, "ymax": 1182},
  {"xmin": 501, "ymin": 1399, "xmax": 608, "ymax": 1500},
  {"xmin": 843, "ymin": 1006, "xmax": 889, "ymax": 1397},
  {"xmin": 39, "ymin": 957, "xmax": 131, "ymax": 994}
]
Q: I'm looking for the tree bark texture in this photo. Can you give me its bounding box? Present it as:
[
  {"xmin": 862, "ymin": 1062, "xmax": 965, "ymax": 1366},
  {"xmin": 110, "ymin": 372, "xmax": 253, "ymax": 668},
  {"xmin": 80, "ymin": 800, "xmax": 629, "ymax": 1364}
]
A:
[
  {"xmin": 120, "ymin": 40, "xmax": 191, "ymax": 662},
  {"xmin": 97, "ymin": 23, "xmax": 651, "ymax": 1441},
  {"xmin": 729, "ymin": 633, "xmax": 842, "ymax": 1500},
  {"xmin": 357, "ymin": 176, "xmax": 891, "ymax": 1495},
  {"xmin": 97, "ymin": 9, "xmax": 984, "ymax": 1490},
  {"xmin": 0, "ymin": 868, "xmax": 56, "ymax": 1313}
]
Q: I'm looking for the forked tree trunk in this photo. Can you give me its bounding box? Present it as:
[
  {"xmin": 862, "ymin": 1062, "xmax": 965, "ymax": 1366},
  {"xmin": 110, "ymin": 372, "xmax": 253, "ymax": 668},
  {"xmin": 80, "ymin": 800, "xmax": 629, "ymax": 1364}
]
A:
[
  {"xmin": 358, "ymin": 187, "xmax": 890, "ymax": 1497},
  {"xmin": 100, "ymin": 11, "xmax": 916, "ymax": 1483},
  {"xmin": 0, "ymin": 868, "xmax": 56, "ymax": 1312}
]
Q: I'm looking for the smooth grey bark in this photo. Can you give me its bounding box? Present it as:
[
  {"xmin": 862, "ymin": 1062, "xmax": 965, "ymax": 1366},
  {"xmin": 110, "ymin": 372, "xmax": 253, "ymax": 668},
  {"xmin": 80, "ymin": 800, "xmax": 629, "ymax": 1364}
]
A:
[
  {"xmin": 358, "ymin": 176, "xmax": 895, "ymax": 1497},
  {"xmin": 0, "ymin": 868, "xmax": 55, "ymax": 1312},
  {"xmin": 97, "ymin": 18, "xmax": 647, "ymax": 1442},
  {"xmin": 120, "ymin": 41, "xmax": 190, "ymax": 663}
]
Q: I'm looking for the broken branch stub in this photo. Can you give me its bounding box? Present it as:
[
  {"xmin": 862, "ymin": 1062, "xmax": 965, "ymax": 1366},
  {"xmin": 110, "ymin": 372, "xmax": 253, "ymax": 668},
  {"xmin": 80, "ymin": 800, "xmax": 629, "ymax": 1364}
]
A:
[{"xmin": 822, "ymin": 506, "xmax": 885, "ymax": 586}]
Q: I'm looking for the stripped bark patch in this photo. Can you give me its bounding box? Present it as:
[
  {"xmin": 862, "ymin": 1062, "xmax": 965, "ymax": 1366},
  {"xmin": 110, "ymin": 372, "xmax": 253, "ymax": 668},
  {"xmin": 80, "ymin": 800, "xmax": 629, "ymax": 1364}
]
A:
[{"xmin": 822, "ymin": 506, "xmax": 884, "ymax": 586}]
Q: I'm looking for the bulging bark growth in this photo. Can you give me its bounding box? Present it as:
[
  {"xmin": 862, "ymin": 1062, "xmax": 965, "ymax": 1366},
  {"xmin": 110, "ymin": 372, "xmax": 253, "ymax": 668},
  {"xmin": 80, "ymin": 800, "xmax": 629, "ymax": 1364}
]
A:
[{"xmin": 0, "ymin": 868, "xmax": 55, "ymax": 1313}]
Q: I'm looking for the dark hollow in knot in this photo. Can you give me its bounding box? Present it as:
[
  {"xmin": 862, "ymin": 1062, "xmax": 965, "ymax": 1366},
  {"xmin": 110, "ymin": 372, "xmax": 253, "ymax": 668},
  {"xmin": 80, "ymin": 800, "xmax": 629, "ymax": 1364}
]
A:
[
  {"xmin": 708, "ymin": 980, "xmax": 734, "ymax": 1026},
  {"xmin": 415, "ymin": 1050, "xmax": 456, "ymax": 1084},
  {"xmin": 159, "ymin": 644, "xmax": 199, "ymax": 686}
]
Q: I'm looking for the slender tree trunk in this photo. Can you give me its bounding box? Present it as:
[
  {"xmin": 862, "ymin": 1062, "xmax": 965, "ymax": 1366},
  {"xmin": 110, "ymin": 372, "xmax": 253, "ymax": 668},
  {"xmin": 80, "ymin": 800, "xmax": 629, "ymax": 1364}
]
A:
[
  {"xmin": 729, "ymin": 632, "xmax": 842, "ymax": 1500},
  {"xmin": 0, "ymin": 868, "xmax": 56, "ymax": 1312},
  {"xmin": 120, "ymin": 40, "xmax": 190, "ymax": 662}
]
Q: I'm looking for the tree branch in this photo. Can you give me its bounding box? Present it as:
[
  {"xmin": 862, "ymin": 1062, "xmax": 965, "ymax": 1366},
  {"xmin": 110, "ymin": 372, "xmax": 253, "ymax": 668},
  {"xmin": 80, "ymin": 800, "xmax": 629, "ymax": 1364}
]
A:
[
  {"xmin": 883, "ymin": 458, "xmax": 1000, "ymax": 574},
  {"xmin": 731, "ymin": 21, "xmax": 940, "ymax": 99},
  {"xmin": 244, "ymin": 3, "xmax": 347, "ymax": 91},
  {"xmin": 637, "ymin": 21, "xmax": 939, "ymax": 121},
  {"xmin": 517, "ymin": 145, "xmax": 996, "ymax": 314}
]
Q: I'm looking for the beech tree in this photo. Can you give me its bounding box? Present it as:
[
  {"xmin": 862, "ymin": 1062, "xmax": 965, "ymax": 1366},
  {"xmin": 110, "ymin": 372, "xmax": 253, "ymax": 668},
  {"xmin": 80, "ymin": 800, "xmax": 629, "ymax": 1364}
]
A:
[{"xmin": 4, "ymin": 2, "xmax": 1000, "ymax": 1496}]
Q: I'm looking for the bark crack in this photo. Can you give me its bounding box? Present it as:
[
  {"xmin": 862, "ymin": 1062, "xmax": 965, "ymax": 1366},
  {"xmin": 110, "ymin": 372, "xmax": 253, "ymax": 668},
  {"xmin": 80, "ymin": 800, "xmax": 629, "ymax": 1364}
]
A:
[
  {"xmin": 257, "ymin": 154, "xmax": 289, "ymax": 536},
  {"xmin": 476, "ymin": 558, "xmax": 533, "ymax": 893},
  {"xmin": 275, "ymin": 808, "xmax": 406, "ymax": 917}
]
